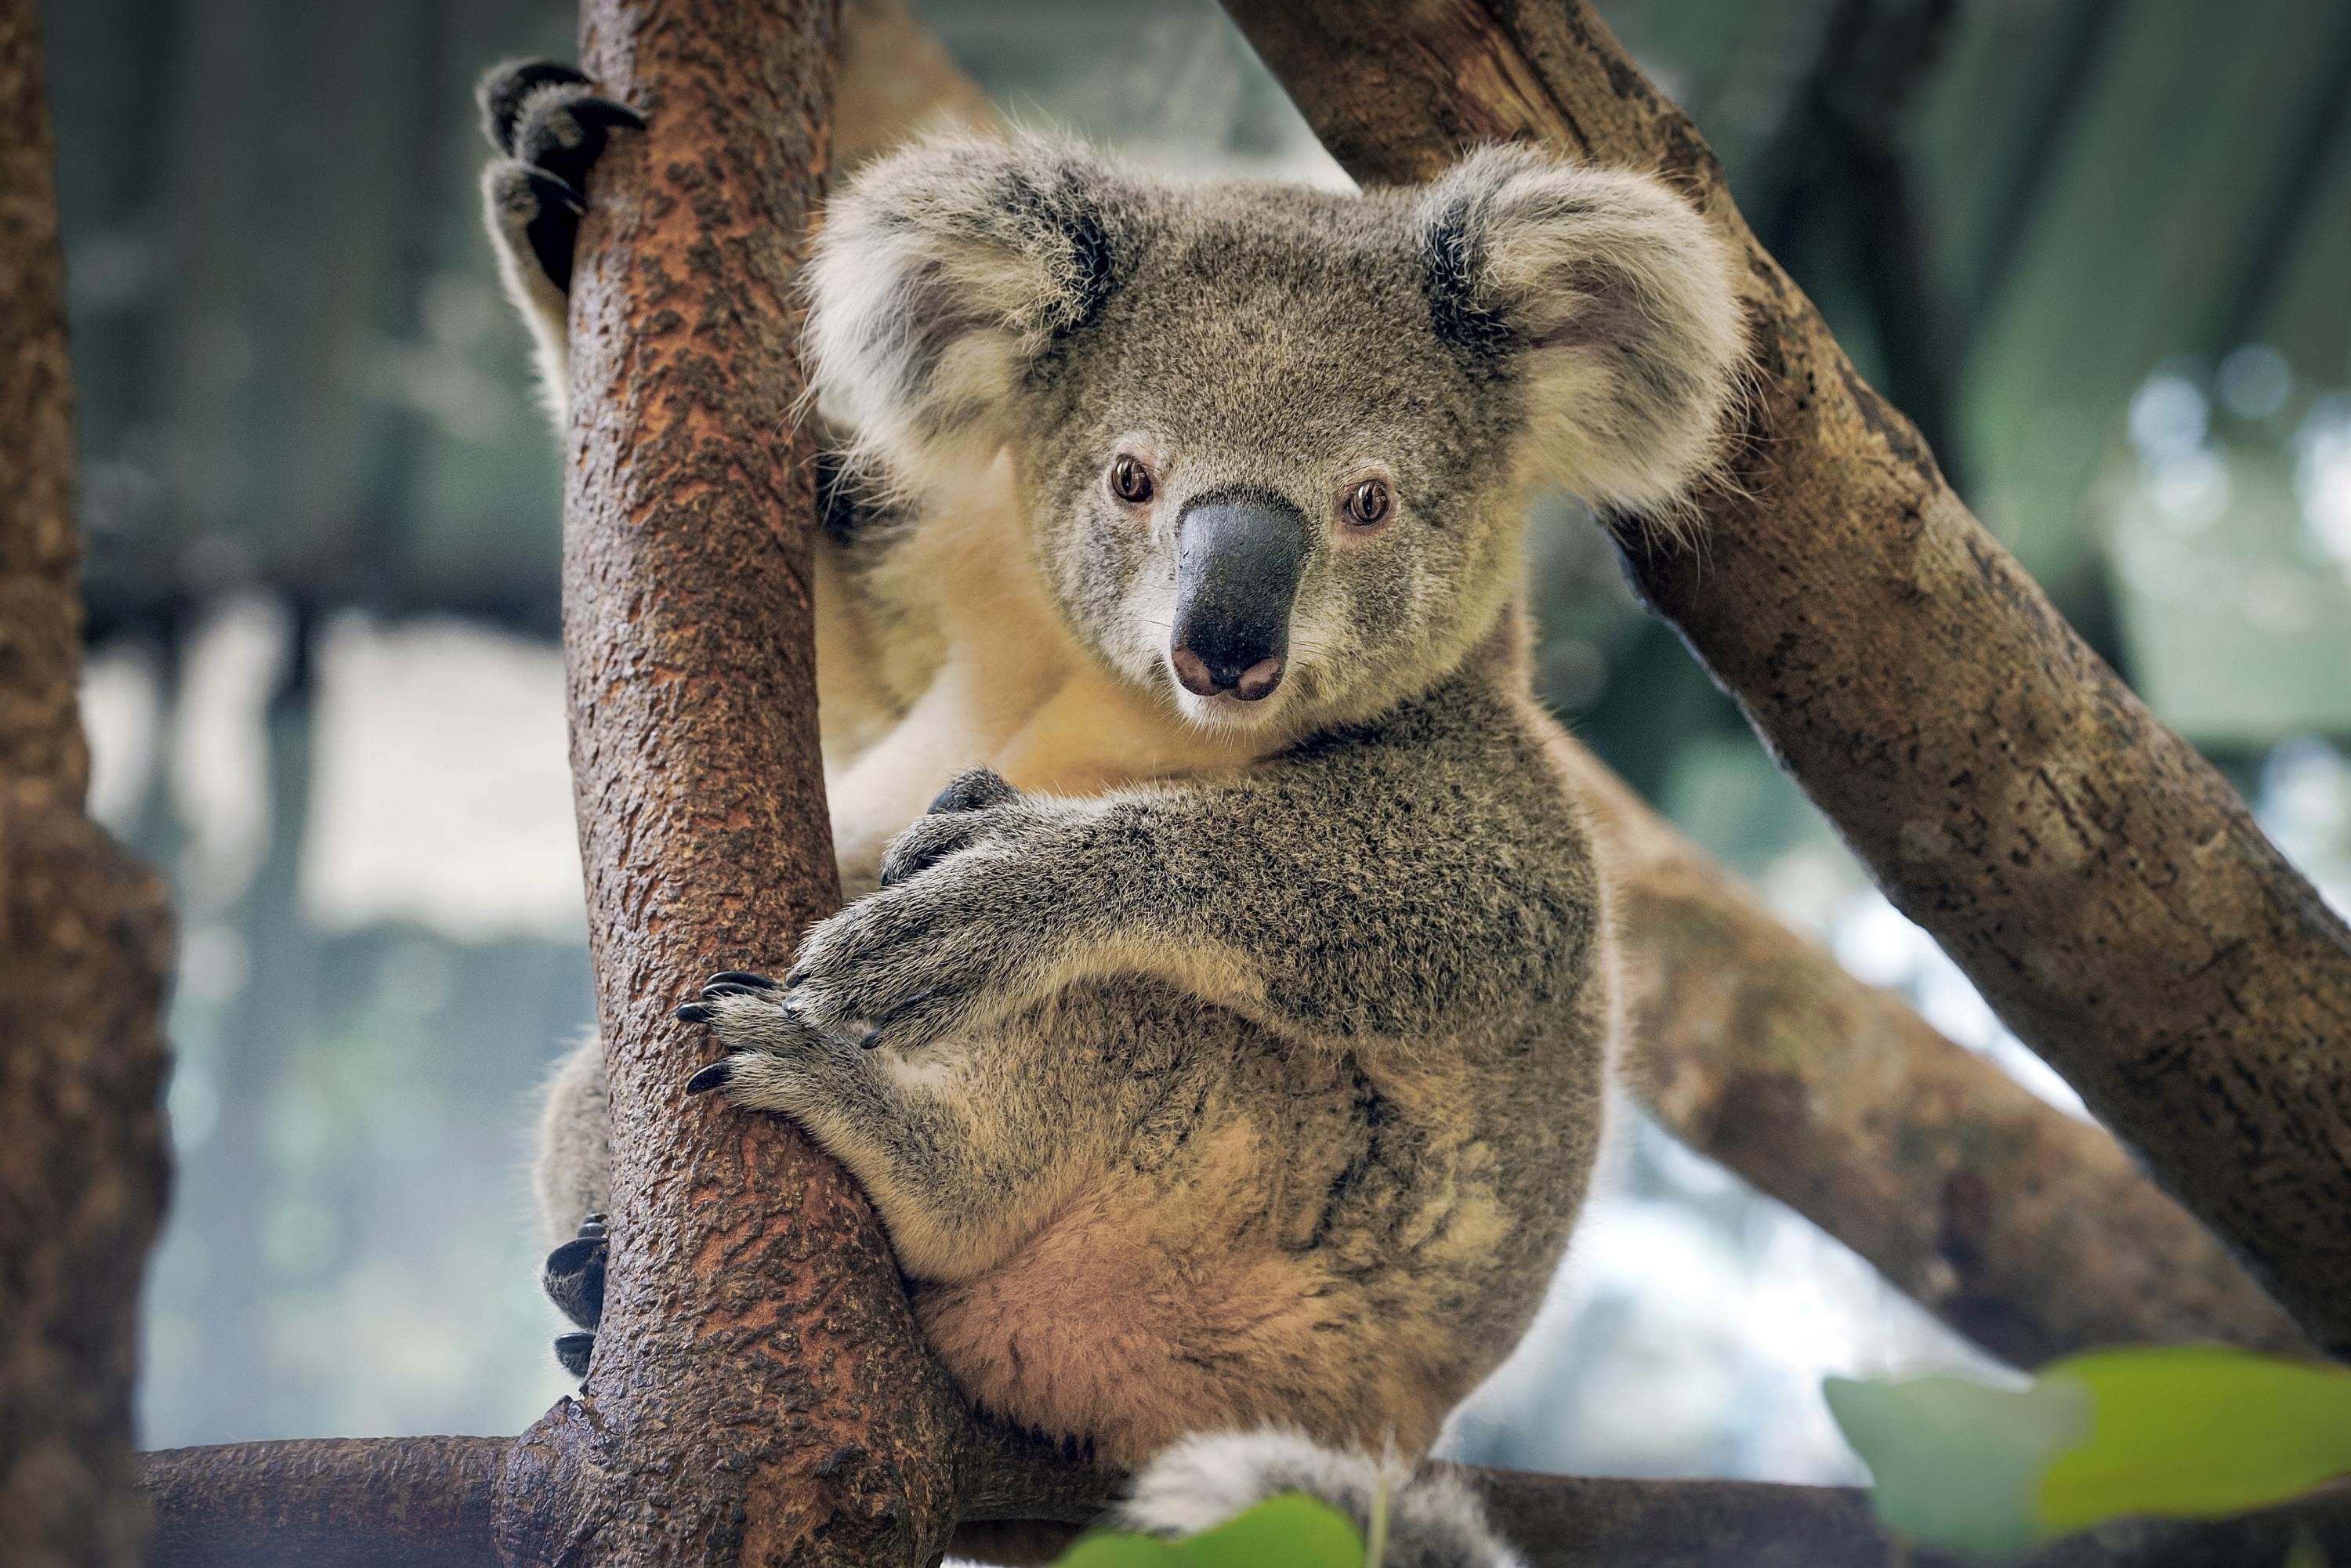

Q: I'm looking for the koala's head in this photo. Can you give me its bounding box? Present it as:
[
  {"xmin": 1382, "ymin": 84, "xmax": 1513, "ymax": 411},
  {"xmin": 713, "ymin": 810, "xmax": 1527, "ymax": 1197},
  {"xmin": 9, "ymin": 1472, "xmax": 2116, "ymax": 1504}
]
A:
[{"xmin": 806, "ymin": 134, "xmax": 1742, "ymax": 733}]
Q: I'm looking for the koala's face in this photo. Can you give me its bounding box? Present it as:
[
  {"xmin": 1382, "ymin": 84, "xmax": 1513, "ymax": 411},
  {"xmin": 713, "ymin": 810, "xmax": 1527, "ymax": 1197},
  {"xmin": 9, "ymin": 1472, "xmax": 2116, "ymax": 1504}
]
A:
[
  {"xmin": 806, "ymin": 136, "xmax": 1742, "ymax": 734},
  {"xmin": 1012, "ymin": 189, "xmax": 1528, "ymax": 732}
]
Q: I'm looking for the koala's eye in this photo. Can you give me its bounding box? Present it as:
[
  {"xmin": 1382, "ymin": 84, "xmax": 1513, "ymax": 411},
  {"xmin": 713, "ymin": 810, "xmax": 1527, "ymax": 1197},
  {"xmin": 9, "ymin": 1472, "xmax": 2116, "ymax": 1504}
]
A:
[
  {"xmin": 1110, "ymin": 454, "xmax": 1154, "ymax": 505},
  {"xmin": 1345, "ymin": 477, "xmax": 1393, "ymax": 528}
]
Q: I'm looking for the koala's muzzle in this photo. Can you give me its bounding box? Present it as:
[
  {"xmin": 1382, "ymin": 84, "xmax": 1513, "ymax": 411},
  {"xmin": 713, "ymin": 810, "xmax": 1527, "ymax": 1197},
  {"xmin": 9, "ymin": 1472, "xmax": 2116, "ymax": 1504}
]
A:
[{"xmin": 1170, "ymin": 490, "xmax": 1306, "ymax": 702}]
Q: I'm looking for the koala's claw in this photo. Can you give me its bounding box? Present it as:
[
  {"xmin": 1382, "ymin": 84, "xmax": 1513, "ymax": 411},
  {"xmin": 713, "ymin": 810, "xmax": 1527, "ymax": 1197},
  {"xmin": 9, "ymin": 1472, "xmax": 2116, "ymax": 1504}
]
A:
[
  {"xmin": 676, "ymin": 971, "xmax": 783, "ymax": 1023},
  {"xmin": 684, "ymin": 1059, "xmax": 734, "ymax": 1095},
  {"xmin": 553, "ymin": 1331, "xmax": 595, "ymax": 1379},
  {"xmin": 542, "ymin": 1211, "xmax": 608, "ymax": 1380}
]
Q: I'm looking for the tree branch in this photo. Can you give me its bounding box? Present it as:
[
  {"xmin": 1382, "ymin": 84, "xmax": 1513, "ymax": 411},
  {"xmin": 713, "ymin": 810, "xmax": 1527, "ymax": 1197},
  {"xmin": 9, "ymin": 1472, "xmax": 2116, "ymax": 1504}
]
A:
[
  {"xmin": 138, "ymin": 1436, "xmax": 2351, "ymax": 1568},
  {"xmin": 0, "ymin": 3, "xmax": 176, "ymax": 1565},
  {"xmin": 142, "ymin": 1439, "xmax": 505, "ymax": 1568},
  {"xmin": 1558, "ymin": 743, "xmax": 2302, "ymax": 1365},
  {"xmin": 1222, "ymin": 0, "xmax": 2351, "ymax": 1358}
]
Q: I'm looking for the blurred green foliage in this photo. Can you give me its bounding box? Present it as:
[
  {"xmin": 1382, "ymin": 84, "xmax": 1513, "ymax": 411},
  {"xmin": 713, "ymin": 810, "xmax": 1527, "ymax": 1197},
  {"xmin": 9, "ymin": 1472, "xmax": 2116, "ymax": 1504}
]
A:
[
  {"xmin": 1055, "ymin": 1494, "xmax": 1369, "ymax": 1568},
  {"xmin": 1828, "ymin": 1348, "xmax": 2351, "ymax": 1554}
]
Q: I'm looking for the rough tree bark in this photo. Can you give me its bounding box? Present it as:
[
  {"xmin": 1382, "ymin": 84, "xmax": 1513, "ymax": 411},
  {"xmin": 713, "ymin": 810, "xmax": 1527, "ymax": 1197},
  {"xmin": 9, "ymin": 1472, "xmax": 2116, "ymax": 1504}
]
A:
[
  {"xmin": 497, "ymin": 0, "xmax": 972, "ymax": 1564},
  {"xmin": 0, "ymin": 4, "xmax": 177, "ymax": 1567},
  {"xmin": 1223, "ymin": 0, "xmax": 2351, "ymax": 1359}
]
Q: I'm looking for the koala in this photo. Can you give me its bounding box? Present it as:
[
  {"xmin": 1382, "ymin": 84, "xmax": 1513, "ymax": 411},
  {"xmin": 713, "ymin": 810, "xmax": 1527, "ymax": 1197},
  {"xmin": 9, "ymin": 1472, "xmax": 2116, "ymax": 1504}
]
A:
[{"xmin": 480, "ymin": 59, "xmax": 1739, "ymax": 1566}]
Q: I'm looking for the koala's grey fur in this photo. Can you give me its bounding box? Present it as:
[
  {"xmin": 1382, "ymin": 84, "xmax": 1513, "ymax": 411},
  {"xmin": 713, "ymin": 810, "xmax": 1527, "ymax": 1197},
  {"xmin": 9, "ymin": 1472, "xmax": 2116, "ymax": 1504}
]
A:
[
  {"xmin": 1124, "ymin": 1430, "xmax": 1522, "ymax": 1568},
  {"xmin": 482, "ymin": 63, "xmax": 1741, "ymax": 1564}
]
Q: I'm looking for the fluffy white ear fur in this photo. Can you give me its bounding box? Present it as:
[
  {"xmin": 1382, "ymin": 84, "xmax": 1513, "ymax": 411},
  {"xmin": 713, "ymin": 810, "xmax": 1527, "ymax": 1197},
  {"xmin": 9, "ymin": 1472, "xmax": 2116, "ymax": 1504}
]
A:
[
  {"xmin": 802, "ymin": 132, "xmax": 1117, "ymax": 499},
  {"xmin": 1121, "ymin": 1429, "xmax": 1525, "ymax": 1568},
  {"xmin": 1418, "ymin": 145, "xmax": 1745, "ymax": 521}
]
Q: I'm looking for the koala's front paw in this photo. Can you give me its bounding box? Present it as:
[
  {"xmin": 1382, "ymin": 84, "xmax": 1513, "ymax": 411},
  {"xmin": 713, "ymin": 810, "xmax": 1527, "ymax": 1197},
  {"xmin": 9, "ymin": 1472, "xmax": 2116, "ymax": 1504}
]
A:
[
  {"xmin": 476, "ymin": 59, "xmax": 643, "ymax": 293},
  {"xmin": 674, "ymin": 971, "xmax": 856, "ymax": 1114},
  {"xmin": 785, "ymin": 770, "xmax": 1075, "ymax": 1054}
]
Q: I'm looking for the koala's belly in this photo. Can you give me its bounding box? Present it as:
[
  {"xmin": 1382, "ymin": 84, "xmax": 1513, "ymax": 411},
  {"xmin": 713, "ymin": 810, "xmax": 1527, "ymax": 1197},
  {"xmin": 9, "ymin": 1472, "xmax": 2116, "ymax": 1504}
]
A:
[{"xmin": 908, "ymin": 994, "xmax": 1570, "ymax": 1468}]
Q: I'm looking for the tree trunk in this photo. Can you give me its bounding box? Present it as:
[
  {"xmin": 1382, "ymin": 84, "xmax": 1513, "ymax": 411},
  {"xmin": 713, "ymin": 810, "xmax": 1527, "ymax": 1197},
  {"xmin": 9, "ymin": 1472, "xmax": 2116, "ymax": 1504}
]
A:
[
  {"xmin": 0, "ymin": 2, "xmax": 177, "ymax": 1566},
  {"xmin": 494, "ymin": 1, "xmax": 971, "ymax": 1563},
  {"xmin": 1222, "ymin": 0, "xmax": 2351, "ymax": 1359}
]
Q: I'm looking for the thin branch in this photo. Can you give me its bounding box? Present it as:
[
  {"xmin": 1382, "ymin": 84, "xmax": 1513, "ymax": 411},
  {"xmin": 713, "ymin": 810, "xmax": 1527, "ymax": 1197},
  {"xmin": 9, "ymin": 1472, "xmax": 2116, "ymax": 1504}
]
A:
[
  {"xmin": 142, "ymin": 1439, "xmax": 505, "ymax": 1568},
  {"xmin": 1222, "ymin": 0, "xmax": 2351, "ymax": 1359}
]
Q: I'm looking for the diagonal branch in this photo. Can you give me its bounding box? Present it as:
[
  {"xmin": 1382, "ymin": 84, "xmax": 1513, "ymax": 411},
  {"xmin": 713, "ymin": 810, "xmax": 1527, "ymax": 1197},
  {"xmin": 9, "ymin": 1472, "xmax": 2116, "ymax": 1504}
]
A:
[
  {"xmin": 1223, "ymin": 0, "xmax": 2351, "ymax": 1358},
  {"xmin": 1559, "ymin": 744, "xmax": 2302, "ymax": 1365}
]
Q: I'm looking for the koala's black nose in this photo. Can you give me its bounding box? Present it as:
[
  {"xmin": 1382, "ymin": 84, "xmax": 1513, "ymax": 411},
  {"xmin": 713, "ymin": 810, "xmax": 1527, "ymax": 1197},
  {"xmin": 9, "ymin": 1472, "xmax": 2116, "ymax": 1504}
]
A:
[{"xmin": 1170, "ymin": 489, "xmax": 1306, "ymax": 703}]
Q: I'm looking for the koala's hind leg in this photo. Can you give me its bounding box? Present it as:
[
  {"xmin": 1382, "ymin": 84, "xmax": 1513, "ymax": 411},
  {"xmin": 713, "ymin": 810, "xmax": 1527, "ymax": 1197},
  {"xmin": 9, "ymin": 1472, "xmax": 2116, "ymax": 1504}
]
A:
[
  {"xmin": 533, "ymin": 1035, "xmax": 613, "ymax": 1379},
  {"xmin": 542, "ymin": 1214, "xmax": 606, "ymax": 1379}
]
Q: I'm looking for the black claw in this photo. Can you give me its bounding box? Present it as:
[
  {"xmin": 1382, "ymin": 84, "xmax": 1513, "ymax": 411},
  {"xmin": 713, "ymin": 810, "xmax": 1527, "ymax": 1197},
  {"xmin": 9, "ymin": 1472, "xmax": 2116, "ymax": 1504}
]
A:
[
  {"xmin": 569, "ymin": 95, "xmax": 645, "ymax": 133},
  {"xmin": 521, "ymin": 166, "xmax": 584, "ymax": 214},
  {"xmin": 674, "ymin": 1001, "xmax": 716, "ymax": 1023},
  {"xmin": 553, "ymin": 1331, "xmax": 595, "ymax": 1379},
  {"xmin": 701, "ymin": 980, "xmax": 763, "ymax": 1000},
  {"xmin": 858, "ymin": 1029, "xmax": 884, "ymax": 1051},
  {"xmin": 784, "ymin": 966, "xmax": 807, "ymax": 990},
  {"xmin": 707, "ymin": 970, "xmax": 776, "ymax": 991},
  {"xmin": 686, "ymin": 1060, "xmax": 734, "ymax": 1095}
]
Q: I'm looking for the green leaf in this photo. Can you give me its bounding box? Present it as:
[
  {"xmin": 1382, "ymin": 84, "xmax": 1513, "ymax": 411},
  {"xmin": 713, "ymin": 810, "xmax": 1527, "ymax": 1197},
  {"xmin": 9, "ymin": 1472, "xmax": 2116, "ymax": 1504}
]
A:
[
  {"xmin": 1827, "ymin": 1348, "xmax": 2351, "ymax": 1555},
  {"xmin": 1178, "ymin": 1494, "xmax": 1365, "ymax": 1567},
  {"xmin": 1823, "ymin": 1369, "xmax": 2091, "ymax": 1552},
  {"xmin": 2037, "ymin": 1347, "xmax": 2351, "ymax": 1536},
  {"xmin": 1053, "ymin": 1532, "xmax": 1181, "ymax": 1568},
  {"xmin": 1052, "ymin": 1494, "xmax": 1365, "ymax": 1568}
]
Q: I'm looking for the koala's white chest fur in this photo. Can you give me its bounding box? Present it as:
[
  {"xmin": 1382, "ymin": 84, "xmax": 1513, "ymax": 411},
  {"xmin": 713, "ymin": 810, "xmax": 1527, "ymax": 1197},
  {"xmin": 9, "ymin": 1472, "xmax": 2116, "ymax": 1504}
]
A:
[{"xmin": 818, "ymin": 456, "xmax": 1268, "ymax": 888}]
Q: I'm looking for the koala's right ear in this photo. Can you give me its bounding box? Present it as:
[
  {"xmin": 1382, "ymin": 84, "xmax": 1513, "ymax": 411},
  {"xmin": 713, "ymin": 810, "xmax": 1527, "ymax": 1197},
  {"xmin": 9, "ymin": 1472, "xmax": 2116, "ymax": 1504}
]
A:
[
  {"xmin": 1418, "ymin": 145, "xmax": 1745, "ymax": 523},
  {"xmin": 805, "ymin": 133, "xmax": 1118, "ymax": 494}
]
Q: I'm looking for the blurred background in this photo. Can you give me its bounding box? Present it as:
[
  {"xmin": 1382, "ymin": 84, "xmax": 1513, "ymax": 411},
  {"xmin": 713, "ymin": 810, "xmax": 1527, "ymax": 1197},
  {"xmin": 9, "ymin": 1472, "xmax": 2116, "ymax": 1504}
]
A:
[{"xmin": 41, "ymin": 0, "xmax": 2351, "ymax": 1484}]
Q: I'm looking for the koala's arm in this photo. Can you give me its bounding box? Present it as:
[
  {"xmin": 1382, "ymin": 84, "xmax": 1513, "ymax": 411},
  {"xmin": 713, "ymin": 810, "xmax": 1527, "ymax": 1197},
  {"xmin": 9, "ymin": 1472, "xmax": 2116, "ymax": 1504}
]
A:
[
  {"xmin": 475, "ymin": 60, "xmax": 643, "ymax": 425},
  {"xmin": 781, "ymin": 683, "xmax": 1599, "ymax": 1058}
]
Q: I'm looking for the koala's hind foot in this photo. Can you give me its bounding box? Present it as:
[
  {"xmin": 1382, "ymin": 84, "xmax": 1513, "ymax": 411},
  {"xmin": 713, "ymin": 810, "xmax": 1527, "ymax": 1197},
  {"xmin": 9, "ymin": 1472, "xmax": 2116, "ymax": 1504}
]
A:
[
  {"xmin": 476, "ymin": 59, "xmax": 641, "ymax": 296},
  {"xmin": 542, "ymin": 1211, "xmax": 607, "ymax": 1379}
]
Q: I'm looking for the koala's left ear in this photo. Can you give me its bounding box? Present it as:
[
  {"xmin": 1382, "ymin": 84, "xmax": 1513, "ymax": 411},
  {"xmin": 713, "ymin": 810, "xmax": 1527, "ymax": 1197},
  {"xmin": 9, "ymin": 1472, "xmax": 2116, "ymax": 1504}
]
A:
[
  {"xmin": 1418, "ymin": 146, "xmax": 1744, "ymax": 517},
  {"xmin": 806, "ymin": 133, "xmax": 1121, "ymax": 494}
]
